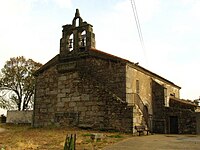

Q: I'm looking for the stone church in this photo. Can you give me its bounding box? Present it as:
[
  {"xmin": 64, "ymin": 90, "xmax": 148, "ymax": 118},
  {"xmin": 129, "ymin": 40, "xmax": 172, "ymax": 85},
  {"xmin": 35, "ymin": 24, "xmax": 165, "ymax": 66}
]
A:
[{"xmin": 33, "ymin": 9, "xmax": 199, "ymax": 134}]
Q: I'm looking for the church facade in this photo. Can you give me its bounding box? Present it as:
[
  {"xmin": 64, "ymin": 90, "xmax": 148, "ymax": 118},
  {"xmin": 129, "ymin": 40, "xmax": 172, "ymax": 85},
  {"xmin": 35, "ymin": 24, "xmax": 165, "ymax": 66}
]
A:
[{"xmin": 33, "ymin": 9, "xmax": 199, "ymax": 134}]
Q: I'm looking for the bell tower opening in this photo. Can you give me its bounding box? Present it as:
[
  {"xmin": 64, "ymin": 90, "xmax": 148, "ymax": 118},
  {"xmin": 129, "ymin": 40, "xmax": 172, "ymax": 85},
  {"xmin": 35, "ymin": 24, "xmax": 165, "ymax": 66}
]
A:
[
  {"xmin": 75, "ymin": 18, "xmax": 80, "ymax": 27},
  {"xmin": 68, "ymin": 34, "xmax": 73, "ymax": 51},
  {"xmin": 79, "ymin": 30, "xmax": 86, "ymax": 51}
]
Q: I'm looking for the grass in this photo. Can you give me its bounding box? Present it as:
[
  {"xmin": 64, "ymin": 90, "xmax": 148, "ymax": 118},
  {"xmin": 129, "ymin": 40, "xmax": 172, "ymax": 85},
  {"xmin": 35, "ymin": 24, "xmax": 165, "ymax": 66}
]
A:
[
  {"xmin": 82, "ymin": 133, "xmax": 94, "ymax": 137},
  {"xmin": 107, "ymin": 134, "xmax": 123, "ymax": 138},
  {"xmin": 0, "ymin": 124, "xmax": 131, "ymax": 150}
]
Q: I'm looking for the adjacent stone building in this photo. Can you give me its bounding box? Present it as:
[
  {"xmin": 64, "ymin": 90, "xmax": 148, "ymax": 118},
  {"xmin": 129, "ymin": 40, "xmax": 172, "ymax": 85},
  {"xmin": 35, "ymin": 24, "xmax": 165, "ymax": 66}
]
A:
[{"xmin": 33, "ymin": 9, "xmax": 199, "ymax": 134}]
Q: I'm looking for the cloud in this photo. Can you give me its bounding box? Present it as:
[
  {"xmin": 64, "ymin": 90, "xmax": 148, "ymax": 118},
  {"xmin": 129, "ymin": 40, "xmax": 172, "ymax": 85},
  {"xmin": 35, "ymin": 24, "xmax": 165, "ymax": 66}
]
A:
[
  {"xmin": 187, "ymin": 1, "xmax": 200, "ymax": 19},
  {"xmin": 53, "ymin": 0, "xmax": 72, "ymax": 9},
  {"xmin": 0, "ymin": 0, "xmax": 61, "ymax": 68},
  {"xmin": 0, "ymin": 0, "xmax": 32, "ymax": 67},
  {"xmin": 175, "ymin": 59, "xmax": 200, "ymax": 100},
  {"xmin": 178, "ymin": 0, "xmax": 197, "ymax": 5},
  {"xmin": 0, "ymin": 0, "xmax": 32, "ymax": 17},
  {"xmin": 172, "ymin": 25, "xmax": 192, "ymax": 35},
  {"xmin": 94, "ymin": 0, "xmax": 161, "ymax": 61},
  {"xmin": 135, "ymin": 0, "xmax": 161, "ymax": 22},
  {"xmin": 114, "ymin": 0, "xmax": 160, "ymax": 23}
]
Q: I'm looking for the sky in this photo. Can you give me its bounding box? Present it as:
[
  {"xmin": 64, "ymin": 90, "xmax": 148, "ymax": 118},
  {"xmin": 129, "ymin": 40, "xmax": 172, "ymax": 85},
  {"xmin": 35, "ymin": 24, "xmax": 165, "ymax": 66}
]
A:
[{"xmin": 0, "ymin": 0, "xmax": 200, "ymax": 114}]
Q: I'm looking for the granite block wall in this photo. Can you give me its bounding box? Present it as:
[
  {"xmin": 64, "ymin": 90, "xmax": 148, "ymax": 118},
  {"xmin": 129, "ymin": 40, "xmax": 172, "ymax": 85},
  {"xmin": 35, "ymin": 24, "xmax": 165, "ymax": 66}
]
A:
[{"xmin": 33, "ymin": 56, "xmax": 133, "ymax": 133}]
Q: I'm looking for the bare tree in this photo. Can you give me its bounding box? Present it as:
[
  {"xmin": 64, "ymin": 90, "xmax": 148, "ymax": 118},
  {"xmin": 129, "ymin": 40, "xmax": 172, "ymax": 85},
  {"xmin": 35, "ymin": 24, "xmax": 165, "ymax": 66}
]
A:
[{"xmin": 0, "ymin": 56, "xmax": 42, "ymax": 111}]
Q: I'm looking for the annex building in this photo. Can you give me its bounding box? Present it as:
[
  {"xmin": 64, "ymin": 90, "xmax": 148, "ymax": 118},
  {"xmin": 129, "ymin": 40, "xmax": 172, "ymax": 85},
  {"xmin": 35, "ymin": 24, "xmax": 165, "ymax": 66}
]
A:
[{"xmin": 33, "ymin": 9, "xmax": 200, "ymax": 134}]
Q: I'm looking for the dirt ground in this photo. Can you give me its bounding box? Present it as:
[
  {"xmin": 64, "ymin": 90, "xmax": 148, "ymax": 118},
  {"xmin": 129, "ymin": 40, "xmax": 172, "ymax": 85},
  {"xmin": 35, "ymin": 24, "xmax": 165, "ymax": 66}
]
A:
[
  {"xmin": 0, "ymin": 127, "xmax": 6, "ymax": 133},
  {"xmin": 0, "ymin": 124, "xmax": 131, "ymax": 150},
  {"xmin": 103, "ymin": 134, "xmax": 200, "ymax": 150},
  {"xmin": 1, "ymin": 124, "xmax": 200, "ymax": 150}
]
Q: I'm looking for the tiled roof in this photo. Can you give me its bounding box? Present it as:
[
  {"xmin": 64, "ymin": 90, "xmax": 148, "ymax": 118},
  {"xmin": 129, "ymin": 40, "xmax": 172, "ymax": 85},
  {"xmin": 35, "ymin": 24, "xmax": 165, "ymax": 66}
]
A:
[
  {"xmin": 170, "ymin": 96, "xmax": 197, "ymax": 106},
  {"xmin": 88, "ymin": 48, "xmax": 129, "ymax": 63}
]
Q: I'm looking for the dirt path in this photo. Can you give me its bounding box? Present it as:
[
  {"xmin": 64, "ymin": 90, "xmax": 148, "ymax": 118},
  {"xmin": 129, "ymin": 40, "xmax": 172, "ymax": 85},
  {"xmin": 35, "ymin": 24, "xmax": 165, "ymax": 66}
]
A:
[
  {"xmin": 0, "ymin": 127, "xmax": 6, "ymax": 133},
  {"xmin": 103, "ymin": 134, "xmax": 200, "ymax": 150}
]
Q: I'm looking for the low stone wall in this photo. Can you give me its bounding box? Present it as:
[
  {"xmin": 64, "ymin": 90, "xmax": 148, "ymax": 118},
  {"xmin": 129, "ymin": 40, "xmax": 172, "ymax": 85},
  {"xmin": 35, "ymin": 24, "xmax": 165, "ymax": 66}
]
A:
[
  {"xmin": 6, "ymin": 110, "xmax": 33, "ymax": 124},
  {"xmin": 196, "ymin": 112, "xmax": 200, "ymax": 134},
  {"xmin": 165, "ymin": 107, "xmax": 197, "ymax": 134}
]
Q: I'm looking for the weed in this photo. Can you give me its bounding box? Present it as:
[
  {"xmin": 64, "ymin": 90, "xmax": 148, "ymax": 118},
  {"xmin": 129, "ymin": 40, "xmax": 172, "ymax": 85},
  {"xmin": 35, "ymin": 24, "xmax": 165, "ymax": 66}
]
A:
[
  {"xmin": 1, "ymin": 147, "xmax": 5, "ymax": 150},
  {"xmin": 82, "ymin": 133, "xmax": 93, "ymax": 137}
]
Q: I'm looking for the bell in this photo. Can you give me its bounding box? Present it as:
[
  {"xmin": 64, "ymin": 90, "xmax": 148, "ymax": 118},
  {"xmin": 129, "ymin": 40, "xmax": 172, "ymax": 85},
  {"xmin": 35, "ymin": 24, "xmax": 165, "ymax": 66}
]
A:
[
  {"xmin": 81, "ymin": 38, "xmax": 85, "ymax": 46},
  {"xmin": 69, "ymin": 39, "xmax": 73, "ymax": 48},
  {"xmin": 81, "ymin": 35, "xmax": 86, "ymax": 46},
  {"xmin": 69, "ymin": 43, "xmax": 72, "ymax": 49}
]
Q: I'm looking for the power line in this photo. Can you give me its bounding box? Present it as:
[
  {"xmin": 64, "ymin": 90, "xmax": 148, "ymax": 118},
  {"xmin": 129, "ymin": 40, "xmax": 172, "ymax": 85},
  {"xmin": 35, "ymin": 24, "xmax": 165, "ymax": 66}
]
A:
[{"xmin": 130, "ymin": 0, "xmax": 145, "ymax": 50}]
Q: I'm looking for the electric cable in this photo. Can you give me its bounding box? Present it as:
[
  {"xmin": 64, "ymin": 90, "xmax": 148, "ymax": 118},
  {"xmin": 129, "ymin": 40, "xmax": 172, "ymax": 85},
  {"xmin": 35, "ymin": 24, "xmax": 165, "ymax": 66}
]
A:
[{"xmin": 130, "ymin": 0, "xmax": 145, "ymax": 50}]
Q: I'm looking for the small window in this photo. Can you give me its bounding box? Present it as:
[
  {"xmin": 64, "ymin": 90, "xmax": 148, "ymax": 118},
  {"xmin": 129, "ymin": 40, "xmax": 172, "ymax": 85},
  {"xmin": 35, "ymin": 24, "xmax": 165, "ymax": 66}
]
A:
[
  {"xmin": 136, "ymin": 80, "xmax": 140, "ymax": 94},
  {"xmin": 164, "ymin": 88, "xmax": 167, "ymax": 106},
  {"xmin": 170, "ymin": 93, "xmax": 175, "ymax": 97}
]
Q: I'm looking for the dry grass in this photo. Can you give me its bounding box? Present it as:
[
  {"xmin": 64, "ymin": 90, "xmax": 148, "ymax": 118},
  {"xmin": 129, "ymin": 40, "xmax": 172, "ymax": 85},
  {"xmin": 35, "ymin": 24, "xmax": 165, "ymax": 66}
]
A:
[{"xmin": 0, "ymin": 124, "xmax": 132, "ymax": 150}]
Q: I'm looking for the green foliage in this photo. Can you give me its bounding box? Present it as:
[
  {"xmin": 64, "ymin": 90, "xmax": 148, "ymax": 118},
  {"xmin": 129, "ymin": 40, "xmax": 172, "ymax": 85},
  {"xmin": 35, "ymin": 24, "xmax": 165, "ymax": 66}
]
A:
[
  {"xmin": 107, "ymin": 134, "xmax": 123, "ymax": 138},
  {"xmin": 85, "ymin": 139, "xmax": 93, "ymax": 143},
  {"xmin": 99, "ymin": 128, "xmax": 119, "ymax": 132},
  {"xmin": 0, "ymin": 56, "xmax": 42, "ymax": 110},
  {"xmin": 1, "ymin": 146, "xmax": 5, "ymax": 150},
  {"xmin": 82, "ymin": 133, "xmax": 93, "ymax": 137}
]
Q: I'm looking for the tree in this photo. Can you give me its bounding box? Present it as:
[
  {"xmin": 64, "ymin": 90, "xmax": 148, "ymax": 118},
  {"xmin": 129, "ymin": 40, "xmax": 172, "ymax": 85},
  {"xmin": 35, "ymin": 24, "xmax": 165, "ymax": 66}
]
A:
[{"xmin": 0, "ymin": 56, "xmax": 42, "ymax": 111}]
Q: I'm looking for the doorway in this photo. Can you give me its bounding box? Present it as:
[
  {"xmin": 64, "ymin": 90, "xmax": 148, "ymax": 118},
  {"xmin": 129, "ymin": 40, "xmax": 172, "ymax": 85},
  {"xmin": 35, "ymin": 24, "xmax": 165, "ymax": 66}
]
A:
[{"xmin": 169, "ymin": 116, "xmax": 178, "ymax": 134}]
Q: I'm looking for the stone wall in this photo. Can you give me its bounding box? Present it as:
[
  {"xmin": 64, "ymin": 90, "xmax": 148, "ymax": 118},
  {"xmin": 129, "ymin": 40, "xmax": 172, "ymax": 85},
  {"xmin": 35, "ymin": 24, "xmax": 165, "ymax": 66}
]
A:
[
  {"xmin": 7, "ymin": 110, "xmax": 33, "ymax": 124},
  {"xmin": 126, "ymin": 64, "xmax": 152, "ymax": 112},
  {"xmin": 165, "ymin": 107, "xmax": 196, "ymax": 134},
  {"xmin": 77, "ymin": 57, "xmax": 126, "ymax": 100},
  {"xmin": 169, "ymin": 98, "xmax": 197, "ymax": 111},
  {"xmin": 152, "ymin": 80, "xmax": 197, "ymax": 134},
  {"xmin": 126, "ymin": 64, "xmax": 181, "ymax": 133},
  {"xmin": 33, "ymin": 66, "xmax": 58, "ymax": 126},
  {"xmin": 196, "ymin": 112, "xmax": 200, "ymax": 134},
  {"xmin": 33, "ymin": 56, "xmax": 133, "ymax": 133},
  {"xmin": 154, "ymin": 79, "xmax": 180, "ymax": 107},
  {"xmin": 152, "ymin": 80, "xmax": 166, "ymax": 133},
  {"xmin": 126, "ymin": 63, "xmax": 180, "ymax": 114}
]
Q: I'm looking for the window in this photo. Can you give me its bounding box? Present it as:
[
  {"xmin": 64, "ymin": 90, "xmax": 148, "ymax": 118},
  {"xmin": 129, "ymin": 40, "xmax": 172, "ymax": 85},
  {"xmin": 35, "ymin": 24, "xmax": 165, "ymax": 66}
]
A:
[
  {"xmin": 136, "ymin": 80, "xmax": 140, "ymax": 94},
  {"xmin": 170, "ymin": 93, "xmax": 175, "ymax": 97}
]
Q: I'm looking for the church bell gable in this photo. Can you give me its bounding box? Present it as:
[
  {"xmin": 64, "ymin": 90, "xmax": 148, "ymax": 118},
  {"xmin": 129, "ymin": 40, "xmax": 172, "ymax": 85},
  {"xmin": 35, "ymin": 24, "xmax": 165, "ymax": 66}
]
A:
[{"xmin": 60, "ymin": 9, "xmax": 96, "ymax": 57}]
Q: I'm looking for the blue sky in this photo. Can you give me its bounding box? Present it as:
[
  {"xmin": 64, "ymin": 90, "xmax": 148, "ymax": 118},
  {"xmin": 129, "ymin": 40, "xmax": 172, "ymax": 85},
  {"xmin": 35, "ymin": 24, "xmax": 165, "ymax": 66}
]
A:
[{"xmin": 0, "ymin": 0, "xmax": 199, "ymax": 114}]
